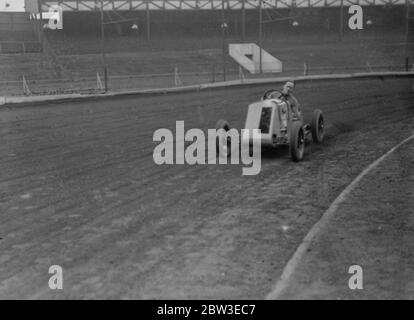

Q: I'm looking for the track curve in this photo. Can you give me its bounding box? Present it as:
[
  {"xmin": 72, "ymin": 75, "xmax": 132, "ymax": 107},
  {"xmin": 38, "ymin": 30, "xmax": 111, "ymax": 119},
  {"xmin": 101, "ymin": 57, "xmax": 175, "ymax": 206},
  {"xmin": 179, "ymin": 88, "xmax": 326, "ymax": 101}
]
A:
[{"xmin": 0, "ymin": 77, "xmax": 413, "ymax": 299}]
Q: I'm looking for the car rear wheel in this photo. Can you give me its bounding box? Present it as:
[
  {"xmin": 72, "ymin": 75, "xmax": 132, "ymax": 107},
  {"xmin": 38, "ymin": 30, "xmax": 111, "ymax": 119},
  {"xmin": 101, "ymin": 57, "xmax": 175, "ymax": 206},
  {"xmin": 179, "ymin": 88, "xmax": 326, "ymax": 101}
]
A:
[
  {"xmin": 290, "ymin": 122, "xmax": 305, "ymax": 162},
  {"xmin": 311, "ymin": 109, "xmax": 324, "ymax": 144}
]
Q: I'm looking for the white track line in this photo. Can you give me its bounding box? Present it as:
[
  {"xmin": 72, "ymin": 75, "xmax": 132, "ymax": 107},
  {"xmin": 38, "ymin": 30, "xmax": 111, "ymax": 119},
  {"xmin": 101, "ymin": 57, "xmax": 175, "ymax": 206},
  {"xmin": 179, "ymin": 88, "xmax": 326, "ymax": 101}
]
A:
[{"xmin": 266, "ymin": 133, "xmax": 414, "ymax": 300}]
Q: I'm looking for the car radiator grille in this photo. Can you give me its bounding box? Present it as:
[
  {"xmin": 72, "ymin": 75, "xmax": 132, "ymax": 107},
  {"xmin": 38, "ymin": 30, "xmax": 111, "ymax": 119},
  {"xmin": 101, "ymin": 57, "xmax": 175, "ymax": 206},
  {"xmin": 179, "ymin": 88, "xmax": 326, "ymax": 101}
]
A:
[{"xmin": 259, "ymin": 107, "xmax": 272, "ymax": 134}]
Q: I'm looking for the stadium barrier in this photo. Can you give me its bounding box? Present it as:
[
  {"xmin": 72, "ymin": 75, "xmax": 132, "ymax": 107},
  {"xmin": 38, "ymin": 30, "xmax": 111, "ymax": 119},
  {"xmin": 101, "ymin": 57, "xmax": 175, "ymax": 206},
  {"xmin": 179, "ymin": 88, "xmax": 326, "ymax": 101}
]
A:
[
  {"xmin": 1, "ymin": 70, "xmax": 413, "ymax": 107},
  {"xmin": 0, "ymin": 63, "xmax": 410, "ymax": 97},
  {"xmin": 0, "ymin": 41, "xmax": 42, "ymax": 53}
]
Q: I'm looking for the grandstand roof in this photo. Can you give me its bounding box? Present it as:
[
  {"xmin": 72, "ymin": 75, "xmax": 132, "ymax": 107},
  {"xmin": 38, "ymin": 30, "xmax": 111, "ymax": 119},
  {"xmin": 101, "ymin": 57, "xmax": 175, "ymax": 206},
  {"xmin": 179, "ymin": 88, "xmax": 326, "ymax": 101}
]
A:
[{"xmin": 39, "ymin": 0, "xmax": 410, "ymax": 11}]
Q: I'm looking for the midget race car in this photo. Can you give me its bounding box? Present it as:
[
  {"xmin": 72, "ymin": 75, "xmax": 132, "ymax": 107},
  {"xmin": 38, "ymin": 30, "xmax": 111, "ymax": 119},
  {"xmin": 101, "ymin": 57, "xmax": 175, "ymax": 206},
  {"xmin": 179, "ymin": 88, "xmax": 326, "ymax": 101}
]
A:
[{"xmin": 216, "ymin": 89, "xmax": 325, "ymax": 161}]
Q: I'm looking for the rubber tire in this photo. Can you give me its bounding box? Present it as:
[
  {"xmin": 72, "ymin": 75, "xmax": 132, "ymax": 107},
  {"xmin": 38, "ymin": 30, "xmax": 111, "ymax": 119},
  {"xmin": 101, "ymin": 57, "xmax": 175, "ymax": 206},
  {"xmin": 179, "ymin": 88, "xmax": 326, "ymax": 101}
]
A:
[
  {"xmin": 290, "ymin": 122, "xmax": 305, "ymax": 162},
  {"xmin": 311, "ymin": 109, "xmax": 324, "ymax": 144},
  {"xmin": 215, "ymin": 119, "xmax": 231, "ymax": 157}
]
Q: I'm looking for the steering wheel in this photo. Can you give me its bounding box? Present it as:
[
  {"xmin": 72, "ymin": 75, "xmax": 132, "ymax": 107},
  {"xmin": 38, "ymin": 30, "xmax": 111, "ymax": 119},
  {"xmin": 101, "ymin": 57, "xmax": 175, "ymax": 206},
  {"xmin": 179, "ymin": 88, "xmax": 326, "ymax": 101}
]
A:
[{"xmin": 262, "ymin": 89, "xmax": 283, "ymax": 100}]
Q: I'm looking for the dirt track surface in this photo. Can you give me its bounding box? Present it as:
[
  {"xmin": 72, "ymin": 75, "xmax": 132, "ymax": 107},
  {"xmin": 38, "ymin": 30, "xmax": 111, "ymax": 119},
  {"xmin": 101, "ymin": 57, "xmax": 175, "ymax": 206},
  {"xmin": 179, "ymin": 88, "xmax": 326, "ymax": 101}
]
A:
[
  {"xmin": 277, "ymin": 137, "xmax": 414, "ymax": 300},
  {"xmin": 0, "ymin": 78, "xmax": 413, "ymax": 299}
]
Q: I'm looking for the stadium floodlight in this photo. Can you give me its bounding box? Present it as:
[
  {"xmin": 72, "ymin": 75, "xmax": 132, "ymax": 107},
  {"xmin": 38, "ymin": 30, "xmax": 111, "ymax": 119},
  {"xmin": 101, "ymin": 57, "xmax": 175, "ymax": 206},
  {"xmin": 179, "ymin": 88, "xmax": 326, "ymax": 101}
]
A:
[
  {"xmin": 132, "ymin": 23, "xmax": 139, "ymax": 48},
  {"xmin": 99, "ymin": 0, "xmax": 108, "ymax": 93},
  {"xmin": 259, "ymin": 0, "xmax": 262, "ymax": 73}
]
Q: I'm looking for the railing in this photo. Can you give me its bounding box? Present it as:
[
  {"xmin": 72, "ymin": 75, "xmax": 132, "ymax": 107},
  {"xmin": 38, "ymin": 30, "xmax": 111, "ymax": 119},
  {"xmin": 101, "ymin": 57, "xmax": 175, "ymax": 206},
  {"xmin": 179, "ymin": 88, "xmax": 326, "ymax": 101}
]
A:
[
  {"xmin": 0, "ymin": 41, "xmax": 42, "ymax": 54},
  {"xmin": 1, "ymin": 63, "xmax": 411, "ymax": 97}
]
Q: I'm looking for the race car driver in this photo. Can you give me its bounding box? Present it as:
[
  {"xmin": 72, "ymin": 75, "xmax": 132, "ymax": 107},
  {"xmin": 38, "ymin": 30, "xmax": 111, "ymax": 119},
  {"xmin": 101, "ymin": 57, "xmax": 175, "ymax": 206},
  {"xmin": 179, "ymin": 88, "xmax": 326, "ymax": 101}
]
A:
[{"xmin": 281, "ymin": 80, "xmax": 302, "ymax": 121}]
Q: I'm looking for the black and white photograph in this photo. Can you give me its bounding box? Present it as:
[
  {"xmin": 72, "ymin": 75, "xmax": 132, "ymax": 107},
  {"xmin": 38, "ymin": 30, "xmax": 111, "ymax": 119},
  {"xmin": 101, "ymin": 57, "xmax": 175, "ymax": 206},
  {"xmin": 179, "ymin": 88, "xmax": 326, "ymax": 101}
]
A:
[{"xmin": 0, "ymin": 0, "xmax": 413, "ymax": 304}]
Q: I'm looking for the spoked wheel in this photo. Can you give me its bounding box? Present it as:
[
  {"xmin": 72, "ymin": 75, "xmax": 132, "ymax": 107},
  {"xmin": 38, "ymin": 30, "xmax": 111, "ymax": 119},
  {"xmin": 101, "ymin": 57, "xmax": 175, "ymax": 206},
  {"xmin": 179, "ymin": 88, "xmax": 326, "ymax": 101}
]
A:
[
  {"xmin": 311, "ymin": 109, "xmax": 324, "ymax": 144},
  {"xmin": 215, "ymin": 119, "xmax": 232, "ymax": 157},
  {"xmin": 262, "ymin": 89, "xmax": 282, "ymax": 100},
  {"xmin": 290, "ymin": 122, "xmax": 305, "ymax": 162}
]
